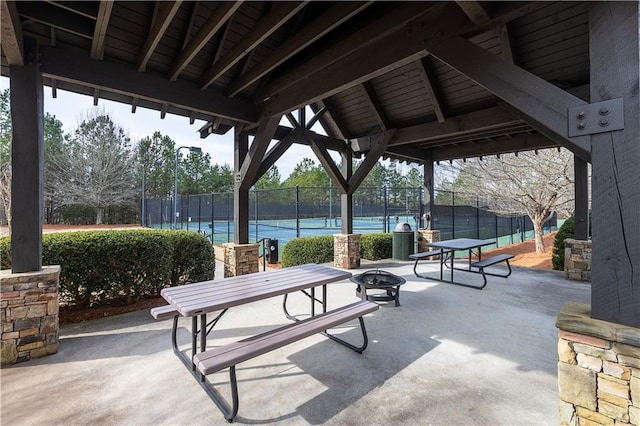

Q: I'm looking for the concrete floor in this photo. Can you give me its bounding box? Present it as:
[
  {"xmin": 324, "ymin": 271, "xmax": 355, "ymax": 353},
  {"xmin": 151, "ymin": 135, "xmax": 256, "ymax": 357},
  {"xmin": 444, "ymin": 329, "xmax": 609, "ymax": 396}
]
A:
[{"xmin": 1, "ymin": 259, "xmax": 590, "ymax": 425}]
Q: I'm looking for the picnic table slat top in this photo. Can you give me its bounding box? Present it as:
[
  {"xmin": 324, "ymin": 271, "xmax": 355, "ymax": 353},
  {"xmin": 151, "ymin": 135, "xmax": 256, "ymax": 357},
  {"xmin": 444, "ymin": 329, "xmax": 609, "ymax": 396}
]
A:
[
  {"xmin": 161, "ymin": 263, "xmax": 352, "ymax": 316},
  {"xmin": 426, "ymin": 238, "xmax": 494, "ymax": 251}
]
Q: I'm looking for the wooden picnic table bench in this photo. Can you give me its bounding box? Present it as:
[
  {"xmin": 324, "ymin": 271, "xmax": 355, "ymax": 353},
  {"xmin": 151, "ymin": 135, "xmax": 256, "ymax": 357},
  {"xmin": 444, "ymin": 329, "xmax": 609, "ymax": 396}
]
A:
[{"xmin": 152, "ymin": 264, "xmax": 379, "ymax": 423}]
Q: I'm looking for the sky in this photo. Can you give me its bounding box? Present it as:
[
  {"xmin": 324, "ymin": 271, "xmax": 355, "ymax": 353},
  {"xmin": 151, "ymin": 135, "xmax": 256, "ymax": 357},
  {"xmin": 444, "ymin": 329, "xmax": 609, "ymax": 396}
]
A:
[{"xmin": 0, "ymin": 76, "xmax": 329, "ymax": 179}]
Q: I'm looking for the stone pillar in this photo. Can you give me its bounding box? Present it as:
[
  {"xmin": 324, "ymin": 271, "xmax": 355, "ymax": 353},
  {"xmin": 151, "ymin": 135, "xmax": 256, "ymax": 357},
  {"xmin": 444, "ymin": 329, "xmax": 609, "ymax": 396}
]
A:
[
  {"xmin": 223, "ymin": 243, "xmax": 259, "ymax": 277},
  {"xmin": 1, "ymin": 266, "xmax": 60, "ymax": 365},
  {"xmin": 334, "ymin": 234, "xmax": 360, "ymax": 269},
  {"xmin": 417, "ymin": 229, "xmax": 441, "ymax": 259},
  {"xmin": 564, "ymin": 239, "xmax": 592, "ymax": 281},
  {"xmin": 557, "ymin": 302, "xmax": 640, "ymax": 426}
]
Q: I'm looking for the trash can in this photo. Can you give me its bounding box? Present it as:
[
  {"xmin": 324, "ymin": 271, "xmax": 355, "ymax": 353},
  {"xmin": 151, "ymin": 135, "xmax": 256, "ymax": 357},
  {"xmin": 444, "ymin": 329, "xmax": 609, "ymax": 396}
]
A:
[
  {"xmin": 264, "ymin": 238, "xmax": 279, "ymax": 264},
  {"xmin": 392, "ymin": 222, "xmax": 414, "ymax": 261}
]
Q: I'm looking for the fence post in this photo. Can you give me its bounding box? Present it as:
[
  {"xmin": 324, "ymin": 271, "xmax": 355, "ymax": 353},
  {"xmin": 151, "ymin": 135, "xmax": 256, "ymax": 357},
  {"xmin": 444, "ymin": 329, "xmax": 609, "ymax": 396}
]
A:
[
  {"xmin": 198, "ymin": 195, "xmax": 202, "ymax": 233},
  {"xmin": 159, "ymin": 198, "xmax": 163, "ymax": 229},
  {"xmin": 383, "ymin": 185, "xmax": 388, "ymax": 232},
  {"xmin": 210, "ymin": 193, "xmax": 214, "ymax": 244},
  {"xmin": 476, "ymin": 197, "xmax": 480, "ymax": 239},
  {"xmin": 451, "ymin": 191, "xmax": 455, "ymax": 238},
  {"xmin": 254, "ymin": 189, "xmax": 258, "ymax": 242},
  {"xmin": 418, "ymin": 187, "xmax": 423, "ymax": 229},
  {"xmin": 495, "ymin": 215, "xmax": 499, "ymax": 247},
  {"xmin": 227, "ymin": 191, "xmax": 231, "ymax": 242},
  {"xmin": 295, "ymin": 185, "xmax": 300, "ymax": 238}
]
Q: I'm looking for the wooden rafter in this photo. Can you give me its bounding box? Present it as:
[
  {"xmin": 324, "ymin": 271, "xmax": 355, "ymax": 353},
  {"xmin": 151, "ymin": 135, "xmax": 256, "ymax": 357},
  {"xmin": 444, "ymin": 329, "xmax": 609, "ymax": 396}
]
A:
[
  {"xmin": 200, "ymin": 2, "xmax": 307, "ymax": 89},
  {"xmin": 319, "ymin": 99, "xmax": 348, "ymax": 139},
  {"xmin": 304, "ymin": 131, "xmax": 347, "ymax": 194},
  {"xmin": 498, "ymin": 25, "xmax": 514, "ymax": 63},
  {"xmin": 253, "ymin": 128, "xmax": 300, "ymax": 185},
  {"xmin": 40, "ymin": 44, "xmax": 257, "ymax": 123},
  {"xmin": 182, "ymin": 1, "xmax": 199, "ymax": 49},
  {"xmin": 169, "ymin": 1, "xmax": 241, "ymax": 81},
  {"xmin": 455, "ymin": 1, "xmax": 490, "ymax": 25},
  {"xmin": 90, "ymin": 0, "xmax": 113, "ymax": 60},
  {"xmin": 225, "ymin": 1, "xmax": 371, "ymax": 97},
  {"xmin": 305, "ymin": 106, "xmax": 326, "ymax": 130},
  {"xmin": 348, "ymin": 131, "xmax": 393, "ymax": 193},
  {"xmin": 1, "ymin": 0, "xmax": 24, "ymax": 66},
  {"xmin": 426, "ymin": 36, "xmax": 591, "ymax": 161},
  {"xmin": 137, "ymin": 1, "xmax": 183, "ymax": 71},
  {"xmin": 360, "ymin": 82, "xmax": 390, "ymax": 131},
  {"xmin": 416, "ymin": 57, "xmax": 446, "ymax": 123},
  {"xmin": 238, "ymin": 116, "xmax": 280, "ymax": 190},
  {"xmin": 18, "ymin": 2, "xmax": 94, "ymax": 39}
]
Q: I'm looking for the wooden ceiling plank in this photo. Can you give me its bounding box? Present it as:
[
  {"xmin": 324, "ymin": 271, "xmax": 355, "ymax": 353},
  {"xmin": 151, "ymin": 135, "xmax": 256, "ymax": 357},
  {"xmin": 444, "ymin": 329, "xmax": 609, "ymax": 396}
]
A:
[
  {"xmin": 260, "ymin": 2, "xmax": 434, "ymax": 100},
  {"xmin": 226, "ymin": 1, "xmax": 372, "ymax": 97},
  {"xmin": 137, "ymin": 1, "xmax": 183, "ymax": 71},
  {"xmin": 455, "ymin": 1, "xmax": 491, "ymax": 25},
  {"xmin": 416, "ymin": 57, "xmax": 446, "ymax": 123},
  {"xmin": 239, "ymin": 116, "xmax": 280, "ymax": 190},
  {"xmin": 425, "ymin": 35, "xmax": 591, "ymax": 161},
  {"xmin": 169, "ymin": 1, "xmax": 242, "ymax": 81},
  {"xmin": 40, "ymin": 44, "xmax": 257, "ymax": 123},
  {"xmin": 305, "ymin": 131, "xmax": 348, "ymax": 193},
  {"xmin": 200, "ymin": 1, "xmax": 307, "ymax": 89},
  {"xmin": 261, "ymin": 1, "xmax": 541, "ymax": 117},
  {"xmin": 90, "ymin": 0, "xmax": 113, "ymax": 60},
  {"xmin": 18, "ymin": 1, "xmax": 94, "ymax": 39},
  {"xmin": 1, "ymin": 0, "xmax": 24, "ymax": 66},
  {"xmin": 360, "ymin": 82, "xmax": 391, "ymax": 131},
  {"xmin": 182, "ymin": 2, "xmax": 199, "ymax": 49}
]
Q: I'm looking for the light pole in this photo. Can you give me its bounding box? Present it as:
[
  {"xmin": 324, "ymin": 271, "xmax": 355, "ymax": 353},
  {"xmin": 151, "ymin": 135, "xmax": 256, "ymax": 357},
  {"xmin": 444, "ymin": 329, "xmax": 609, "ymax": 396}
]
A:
[{"xmin": 173, "ymin": 146, "xmax": 201, "ymax": 229}]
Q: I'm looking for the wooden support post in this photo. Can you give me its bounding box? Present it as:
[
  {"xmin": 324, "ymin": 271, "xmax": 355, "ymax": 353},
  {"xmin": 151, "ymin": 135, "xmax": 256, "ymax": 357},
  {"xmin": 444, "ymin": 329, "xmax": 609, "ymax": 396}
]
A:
[
  {"xmin": 589, "ymin": 2, "xmax": 640, "ymax": 327},
  {"xmin": 340, "ymin": 149, "xmax": 353, "ymax": 235},
  {"xmin": 10, "ymin": 38, "xmax": 43, "ymax": 273},
  {"xmin": 574, "ymin": 156, "xmax": 589, "ymax": 240},
  {"xmin": 423, "ymin": 153, "xmax": 434, "ymax": 230},
  {"xmin": 233, "ymin": 128, "xmax": 249, "ymax": 244}
]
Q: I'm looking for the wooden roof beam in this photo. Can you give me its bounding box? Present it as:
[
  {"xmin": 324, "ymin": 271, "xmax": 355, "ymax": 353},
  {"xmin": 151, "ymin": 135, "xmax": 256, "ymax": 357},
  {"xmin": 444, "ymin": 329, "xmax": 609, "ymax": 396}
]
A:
[
  {"xmin": 137, "ymin": 1, "xmax": 182, "ymax": 71},
  {"xmin": 18, "ymin": 1, "xmax": 94, "ymax": 39},
  {"xmin": 1, "ymin": 0, "xmax": 24, "ymax": 66},
  {"xmin": 225, "ymin": 1, "xmax": 371, "ymax": 97},
  {"xmin": 304, "ymin": 131, "xmax": 348, "ymax": 194},
  {"xmin": 455, "ymin": 1, "xmax": 491, "ymax": 25},
  {"xmin": 238, "ymin": 116, "xmax": 280, "ymax": 190},
  {"xmin": 253, "ymin": 128, "xmax": 300, "ymax": 185},
  {"xmin": 360, "ymin": 81, "xmax": 391, "ymax": 131},
  {"xmin": 90, "ymin": 0, "xmax": 113, "ymax": 60},
  {"xmin": 169, "ymin": 1, "xmax": 241, "ymax": 81},
  {"xmin": 347, "ymin": 131, "xmax": 394, "ymax": 194},
  {"xmin": 416, "ymin": 57, "xmax": 446, "ymax": 123},
  {"xmin": 430, "ymin": 133, "xmax": 557, "ymax": 162},
  {"xmin": 43, "ymin": 1, "xmax": 98, "ymax": 20},
  {"xmin": 426, "ymin": 36, "xmax": 591, "ymax": 162},
  {"xmin": 40, "ymin": 44, "xmax": 257, "ymax": 123},
  {"xmin": 200, "ymin": 2, "xmax": 307, "ymax": 90},
  {"xmin": 182, "ymin": 1, "xmax": 199, "ymax": 49},
  {"xmin": 261, "ymin": 1, "xmax": 542, "ymax": 118},
  {"xmin": 498, "ymin": 24, "xmax": 514, "ymax": 63}
]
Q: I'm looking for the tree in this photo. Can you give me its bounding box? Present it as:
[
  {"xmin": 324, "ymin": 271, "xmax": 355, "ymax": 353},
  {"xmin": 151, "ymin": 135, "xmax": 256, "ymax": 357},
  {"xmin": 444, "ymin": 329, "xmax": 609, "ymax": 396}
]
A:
[
  {"xmin": 0, "ymin": 89, "xmax": 10, "ymax": 231},
  {"xmin": 55, "ymin": 111, "xmax": 137, "ymax": 224},
  {"xmin": 43, "ymin": 114, "xmax": 66, "ymax": 223},
  {"xmin": 137, "ymin": 132, "xmax": 175, "ymax": 198},
  {"xmin": 254, "ymin": 165, "xmax": 281, "ymax": 189},
  {"xmin": 452, "ymin": 148, "xmax": 574, "ymax": 253},
  {"xmin": 284, "ymin": 158, "xmax": 327, "ymax": 187},
  {"xmin": 180, "ymin": 150, "xmax": 211, "ymax": 195},
  {"xmin": 208, "ymin": 164, "xmax": 234, "ymax": 193}
]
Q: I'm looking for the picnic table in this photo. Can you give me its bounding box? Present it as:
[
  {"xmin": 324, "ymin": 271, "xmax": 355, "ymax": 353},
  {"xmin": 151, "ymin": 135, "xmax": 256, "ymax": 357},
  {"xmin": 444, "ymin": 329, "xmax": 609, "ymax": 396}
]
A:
[
  {"xmin": 410, "ymin": 238, "xmax": 513, "ymax": 290},
  {"xmin": 153, "ymin": 263, "xmax": 378, "ymax": 422}
]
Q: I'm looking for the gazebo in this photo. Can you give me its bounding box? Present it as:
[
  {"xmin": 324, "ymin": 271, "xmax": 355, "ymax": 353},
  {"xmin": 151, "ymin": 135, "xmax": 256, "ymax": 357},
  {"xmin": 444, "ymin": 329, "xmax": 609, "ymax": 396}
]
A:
[{"xmin": 2, "ymin": 1, "xmax": 639, "ymax": 422}]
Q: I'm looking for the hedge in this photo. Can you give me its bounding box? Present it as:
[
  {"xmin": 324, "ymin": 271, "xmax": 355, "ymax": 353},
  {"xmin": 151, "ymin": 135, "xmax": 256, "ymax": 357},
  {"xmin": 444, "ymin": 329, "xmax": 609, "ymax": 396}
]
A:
[
  {"xmin": 281, "ymin": 233, "xmax": 393, "ymax": 267},
  {"xmin": 281, "ymin": 235, "xmax": 334, "ymax": 267},
  {"xmin": 0, "ymin": 230, "xmax": 215, "ymax": 307},
  {"xmin": 360, "ymin": 233, "xmax": 392, "ymax": 260},
  {"xmin": 551, "ymin": 216, "xmax": 575, "ymax": 270}
]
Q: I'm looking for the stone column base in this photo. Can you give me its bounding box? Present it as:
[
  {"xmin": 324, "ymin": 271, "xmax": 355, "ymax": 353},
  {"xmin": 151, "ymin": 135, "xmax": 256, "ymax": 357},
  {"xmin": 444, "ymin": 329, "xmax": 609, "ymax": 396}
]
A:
[
  {"xmin": 557, "ymin": 302, "xmax": 640, "ymax": 426},
  {"xmin": 334, "ymin": 234, "xmax": 360, "ymax": 269},
  {"xmin": 417, "ymin": 229, "xmax": 441, "ymax": 259},
  {"xmin": 223, "ymin": 243, "xmax": 259, "ymax": 277},
  {"xmin": 564, "ymin": 239, "xmax": 592, "ymax": 281},
  {"xmin": 1, "ymin": 266, "xmax": 60, "ymax": 365}
]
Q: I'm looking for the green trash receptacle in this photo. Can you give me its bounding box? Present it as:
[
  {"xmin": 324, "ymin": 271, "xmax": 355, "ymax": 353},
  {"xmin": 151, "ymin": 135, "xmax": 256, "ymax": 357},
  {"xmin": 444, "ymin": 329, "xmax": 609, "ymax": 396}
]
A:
[{"xmin": 392, "ymin": 222, "xmax": 414, "ymax": 260}]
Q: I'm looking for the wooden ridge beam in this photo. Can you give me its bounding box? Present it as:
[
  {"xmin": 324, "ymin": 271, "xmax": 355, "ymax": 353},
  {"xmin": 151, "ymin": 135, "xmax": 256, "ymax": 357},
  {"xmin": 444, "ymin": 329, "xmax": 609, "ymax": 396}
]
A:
[
  {"xmin": 305, "ymin": 131, "xmax": 347, "ymax": 194},
  {"xmin": 238, "ymin": 116, "xmax": 280, "ymax": 190},
  {"xmin": 1, "ymin": 0, "xmax": 24, "ymax": 66},
  {"xmin": 169, "ymin": 1, "xmax": 241, "ymax": 81},
  {"xmin": 260, "ymin": 2, "xmax": 434, "ymax": 100},
  {"xmin": 200, "ymin": 2, "xmax": 307, "ymax": 89},
  {"xmin": 90, "ymin": 0, "xmax": 113, "ymax": 60},
  {"xmin": 39, "ymin": 44, "xmax": 257, "ymax": 123},
  {"xmin": 226, "ymin": 1, "xmax": 371, "ymax": 97},
  {"xmin": 455, "ymin": 1, "xmax": 490, "ymax": 25},
  {"xmin": 137, "ymin": 1, "xmax": 182, "ymax": 71},
  {"xmin": 424, "ymin": 36, "xmax": 591, "ymax": 161},
  {"xmin": 261, "ymin": 1, "xmax": 541, "ymax": 118}
]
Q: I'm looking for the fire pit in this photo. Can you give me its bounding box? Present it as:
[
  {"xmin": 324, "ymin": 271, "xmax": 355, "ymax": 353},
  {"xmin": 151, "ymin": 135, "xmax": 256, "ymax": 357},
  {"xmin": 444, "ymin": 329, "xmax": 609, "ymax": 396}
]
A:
[{"xmin": 350, "ymin": 269, "xmax": 407, "ymax": 307}]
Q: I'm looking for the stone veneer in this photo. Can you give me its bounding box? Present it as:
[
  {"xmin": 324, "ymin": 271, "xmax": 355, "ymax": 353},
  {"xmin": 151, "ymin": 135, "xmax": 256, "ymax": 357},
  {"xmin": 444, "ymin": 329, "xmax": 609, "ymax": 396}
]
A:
[
  {"xmin": 1, "ymin": 266, "xmax": 60, "ymax": 365},
  {"xmin": 557, "ymin": 302, "xmax": 640, "ymax": 426},
  {"xmin": 223, "ymin": 243, "xmax": 259, "ymax": 277},
  {"xmin": 417, "ymin": 229, "xmax": 442, "ymax": 259},
  {"xmin": 334, "ymin": 234, "xmax": 360, "ymax": 269},
  {"xmin": 564, "ymin": 239, "xmax": 592, "ymax": 282}
]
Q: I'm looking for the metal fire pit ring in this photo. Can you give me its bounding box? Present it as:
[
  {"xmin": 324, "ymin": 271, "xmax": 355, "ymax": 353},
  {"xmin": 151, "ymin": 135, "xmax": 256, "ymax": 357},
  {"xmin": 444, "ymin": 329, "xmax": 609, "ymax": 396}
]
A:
[{"xmin": 349, "ymin": 269, "xmax": 407, "ymax": 307}]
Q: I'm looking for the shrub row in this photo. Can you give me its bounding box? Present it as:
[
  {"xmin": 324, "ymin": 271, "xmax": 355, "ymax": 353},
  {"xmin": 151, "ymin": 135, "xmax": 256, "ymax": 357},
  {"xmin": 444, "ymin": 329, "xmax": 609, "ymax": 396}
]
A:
[
  {"xmin": 0, "ymin": 230, "xmax": 215, "ymax": 307},
  {"xmin": 552, "ymin": 216, "xmax": 575, "ymax": 270},
  {"xmin": 280, "ymin": 233, "xmax": 393, "ymax": 267}
]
